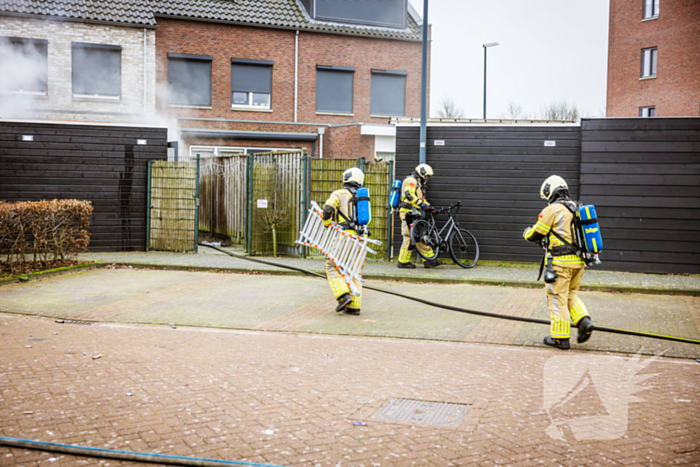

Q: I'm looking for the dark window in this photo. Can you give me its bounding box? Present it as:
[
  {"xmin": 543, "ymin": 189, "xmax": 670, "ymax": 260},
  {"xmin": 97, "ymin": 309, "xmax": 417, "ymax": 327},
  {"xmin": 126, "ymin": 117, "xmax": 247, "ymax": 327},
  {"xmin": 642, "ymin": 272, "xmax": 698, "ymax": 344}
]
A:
[
  {"xmin": 72, "ymin": 42, "xmax": 121, "ymax": 98},
  {"xmin": 641, "ymin": 47, "xmax": 657, "ymax": 78},
  {"xmin": 316, "ymin": 66, "xmax": 354, "ymax": 114},
  {"xmin": 371, "ymin": 70, "xmax": 407, "ymax": 116},
  {"xmin": 310, "ymin": 0, "xmax": 407, "ymax": 28},
  {"xmin": 167, "ymin": 53, "xmax": 212, "ymax": 106},
  {"xmin": 0, "ymin": 36, "xmax": 48, "ymax": 94},
  {"xmin": 639, "ymin": 106, "xmax": 655, "ymax": 117},
  {"xmin": 231, "ymin": 59, "xmax": 273, "ymax": 109},
  {"xmin": 643, "ymin": 0, "xmax": 659, "ymax": 19}
]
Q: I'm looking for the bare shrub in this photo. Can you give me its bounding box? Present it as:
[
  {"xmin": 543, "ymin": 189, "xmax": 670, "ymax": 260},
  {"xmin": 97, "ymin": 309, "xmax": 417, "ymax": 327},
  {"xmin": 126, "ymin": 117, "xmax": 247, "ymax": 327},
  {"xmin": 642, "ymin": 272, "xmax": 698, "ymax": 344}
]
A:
[{"xmin": 0, "ymin": 200, "xmax": 93, "ymax": 273}]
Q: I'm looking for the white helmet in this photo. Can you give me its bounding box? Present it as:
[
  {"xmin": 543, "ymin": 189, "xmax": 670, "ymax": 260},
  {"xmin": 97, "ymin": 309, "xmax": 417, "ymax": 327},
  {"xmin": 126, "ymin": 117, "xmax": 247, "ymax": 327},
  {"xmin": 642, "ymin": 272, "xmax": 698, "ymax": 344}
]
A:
[
  {"xmin": 343, "ymin": 167, "xmax": 364, "ymax": 186},
  {"xmin": 415, "ymin": 163, "xmax": 434, "ymax": 180},
  {"xmin": 540, "ymin": 175, "xmax": 568, "ymax": 201}
]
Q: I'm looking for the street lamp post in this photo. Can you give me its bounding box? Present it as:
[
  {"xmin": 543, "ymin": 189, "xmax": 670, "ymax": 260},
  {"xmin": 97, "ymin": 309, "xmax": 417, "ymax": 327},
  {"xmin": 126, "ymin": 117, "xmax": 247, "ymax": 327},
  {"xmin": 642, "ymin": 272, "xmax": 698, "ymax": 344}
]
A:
[{"xmin": 482, "ymin": 42, "xmax": 499, "ymax": 120}]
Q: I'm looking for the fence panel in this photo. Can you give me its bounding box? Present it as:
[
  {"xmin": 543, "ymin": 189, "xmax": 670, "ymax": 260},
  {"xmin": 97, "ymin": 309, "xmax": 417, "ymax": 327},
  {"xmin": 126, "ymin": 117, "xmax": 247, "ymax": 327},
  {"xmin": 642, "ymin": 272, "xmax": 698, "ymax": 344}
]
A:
[
  {"xmin": 394, "ymin": 125, "xmax": 581, "ymax": 263},
  {"xmin": 0, "ymin": 121, "xmax": 167, "ymax": 251},
  {"xmin": 199, "ymin": 155, "xmax": 247, "ymax": 242},
  {"xmin": 308, "ymin": 158, "xmax": 391, "ymax": 260},
  {"xmin": 148, "ymin": 159, "xmax": 199, "ymax": 252},
  {"xmin": 363, "ymin": 160, "xmax": 393, "ymax": 260},
  {"xmin": 247, "ymin": 151, "xmax": 307, "ymax": 257},
  {"xmin": 580, "ymin": 118, "xmax": 700, "ymax": 274}
]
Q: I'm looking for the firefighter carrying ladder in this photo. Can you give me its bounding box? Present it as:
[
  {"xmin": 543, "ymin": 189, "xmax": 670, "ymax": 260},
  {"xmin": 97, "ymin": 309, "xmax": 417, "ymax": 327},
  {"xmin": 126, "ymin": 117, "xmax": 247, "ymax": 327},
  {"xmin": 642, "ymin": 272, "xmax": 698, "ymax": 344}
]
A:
[{"xmin": 296, "ymin": 201, "xmax": 382, "ymax": 296}]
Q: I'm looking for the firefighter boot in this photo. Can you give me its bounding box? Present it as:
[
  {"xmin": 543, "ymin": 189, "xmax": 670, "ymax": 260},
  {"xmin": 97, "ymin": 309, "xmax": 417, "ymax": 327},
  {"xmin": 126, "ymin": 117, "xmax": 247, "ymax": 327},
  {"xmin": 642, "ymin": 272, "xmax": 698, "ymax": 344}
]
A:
[
  {"xmin": 576, "ymin": 316, "xmax": 594, "ymax": 344},
  {"xmin": 344, "ymin": 307, "xmax": 360, "ymax": 316},
  {"xmin": 397, "ymin": 261, "xmax": 416, "ymax": 269},
  {"xmin": 424, "ymin": 259, "xmax": 443, "ymax": 269},
  {"xmin": 336, "ymin": 293, "xmax": 352, "ymax": 312},
  {"xmin": 543, "ymin": 336, "xmax": 570, "ymax": 350}
]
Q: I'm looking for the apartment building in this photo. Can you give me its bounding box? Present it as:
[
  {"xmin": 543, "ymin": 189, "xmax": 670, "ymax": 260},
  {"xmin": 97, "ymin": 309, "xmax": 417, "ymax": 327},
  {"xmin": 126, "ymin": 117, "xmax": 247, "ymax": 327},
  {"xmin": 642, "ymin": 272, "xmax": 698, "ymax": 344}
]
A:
[{"xmin": 606, "ymin": 0, "xmax": 700, "ymax": 117}]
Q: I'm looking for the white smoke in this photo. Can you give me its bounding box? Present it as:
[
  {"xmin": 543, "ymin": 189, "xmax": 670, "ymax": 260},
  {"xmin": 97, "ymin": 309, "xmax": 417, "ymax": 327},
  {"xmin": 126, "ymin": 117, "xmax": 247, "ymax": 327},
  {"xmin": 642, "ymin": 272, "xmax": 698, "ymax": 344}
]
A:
[{"xmin": 0, "ymin": 36, "xmax": 48, "ymax": 118}]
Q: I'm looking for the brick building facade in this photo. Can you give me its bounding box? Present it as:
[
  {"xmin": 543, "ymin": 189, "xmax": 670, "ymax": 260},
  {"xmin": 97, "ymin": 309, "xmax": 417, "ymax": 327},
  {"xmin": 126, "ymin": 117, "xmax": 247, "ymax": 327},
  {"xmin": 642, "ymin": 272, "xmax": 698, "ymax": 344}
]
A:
[
  {"xmin": 154, "ymin": 2, "xmax": 427, "ymax": 161},
  {"xmin": 606, "ymin": 0, "xmax": 700, "ymax": 117},
  {"xmin": 1, "ymin": 0, "xmax": 427, "ymax": 161}
]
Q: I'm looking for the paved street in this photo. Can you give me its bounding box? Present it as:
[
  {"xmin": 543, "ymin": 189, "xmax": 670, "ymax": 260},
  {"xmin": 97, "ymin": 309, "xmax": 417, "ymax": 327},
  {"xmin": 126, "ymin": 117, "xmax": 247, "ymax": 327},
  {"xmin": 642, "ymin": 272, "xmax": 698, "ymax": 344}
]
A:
[
  {"xmin": 1, "ymin": 256, "xmax": 699, "ymax": 466},
  {"xmin": 1, "ymin": 314, "xmax": 699, "ymax": 466}
]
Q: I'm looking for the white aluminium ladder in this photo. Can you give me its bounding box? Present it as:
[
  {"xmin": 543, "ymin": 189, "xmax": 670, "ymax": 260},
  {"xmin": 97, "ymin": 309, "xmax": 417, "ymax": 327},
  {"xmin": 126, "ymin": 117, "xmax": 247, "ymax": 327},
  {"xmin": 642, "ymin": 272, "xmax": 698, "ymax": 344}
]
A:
[{"xmin": 296, "ymin": 201, "xmax": 382, "ymax": 296}]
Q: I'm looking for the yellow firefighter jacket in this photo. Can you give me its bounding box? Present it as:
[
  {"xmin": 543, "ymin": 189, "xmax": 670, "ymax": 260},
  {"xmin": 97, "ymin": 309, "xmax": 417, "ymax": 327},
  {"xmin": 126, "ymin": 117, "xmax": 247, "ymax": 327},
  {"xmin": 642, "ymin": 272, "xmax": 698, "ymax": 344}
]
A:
[
  {"xmin": 523, "ymin": 200, "xmax": 585, "ymax": 268},
  {"xmin": 323, "ymin": 187, "xmax": 357, "ymax": 234},
  {"xmin": 399, "ymin": 175, "xmax": 429, "ymax": 214}
]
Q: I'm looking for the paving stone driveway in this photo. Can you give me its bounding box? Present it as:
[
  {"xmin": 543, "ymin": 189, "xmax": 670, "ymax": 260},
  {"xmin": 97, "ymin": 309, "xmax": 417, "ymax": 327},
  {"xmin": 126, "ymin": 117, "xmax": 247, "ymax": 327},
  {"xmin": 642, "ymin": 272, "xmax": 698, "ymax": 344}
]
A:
[{"xmin": 1, "ymin": 315, "xmax": 699, "ymax": 467}]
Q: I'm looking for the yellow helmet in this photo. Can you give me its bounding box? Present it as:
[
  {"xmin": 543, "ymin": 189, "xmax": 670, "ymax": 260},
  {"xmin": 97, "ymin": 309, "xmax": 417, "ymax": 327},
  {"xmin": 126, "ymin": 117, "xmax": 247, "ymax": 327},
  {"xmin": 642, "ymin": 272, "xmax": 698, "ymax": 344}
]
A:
[
  {"xmin": 415, "ymin": 163, "xmax": 434, "ymax": 180},
  {"xmin": 343, "ymin": 167, "xmax": 364, "ymax": 186},
  {"xmin": 540, "ymin": 175, "xmax": 568, "ymax": 201}
]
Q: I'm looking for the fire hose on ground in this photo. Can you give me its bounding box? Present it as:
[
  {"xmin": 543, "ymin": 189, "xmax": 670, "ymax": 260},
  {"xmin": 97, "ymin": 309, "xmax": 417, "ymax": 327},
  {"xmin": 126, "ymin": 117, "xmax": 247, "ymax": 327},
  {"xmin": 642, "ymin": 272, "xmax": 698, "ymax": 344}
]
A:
[{"xmin": 204, "ymin": 243, "xmax": 700, "ymax": 346}]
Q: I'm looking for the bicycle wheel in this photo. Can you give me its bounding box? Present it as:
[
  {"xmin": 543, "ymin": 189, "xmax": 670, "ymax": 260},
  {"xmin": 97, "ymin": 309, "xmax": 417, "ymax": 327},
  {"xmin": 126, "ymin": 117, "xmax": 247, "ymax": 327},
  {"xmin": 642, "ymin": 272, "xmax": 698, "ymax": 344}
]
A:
[
  {"xmin": 449, "ymin": 228, "xmax": 479, "ymax": 268},
  {"xmin": 410, "ymin": 219, "xmax": 440, "ymax": 261}
]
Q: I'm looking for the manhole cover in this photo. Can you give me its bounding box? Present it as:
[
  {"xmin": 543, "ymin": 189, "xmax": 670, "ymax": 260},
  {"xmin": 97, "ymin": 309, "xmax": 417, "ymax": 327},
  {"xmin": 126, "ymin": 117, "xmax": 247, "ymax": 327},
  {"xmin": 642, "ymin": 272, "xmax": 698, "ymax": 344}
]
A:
[{"xmin": 372, "ymin": 398, "xmax": 470, "ymax": 427}]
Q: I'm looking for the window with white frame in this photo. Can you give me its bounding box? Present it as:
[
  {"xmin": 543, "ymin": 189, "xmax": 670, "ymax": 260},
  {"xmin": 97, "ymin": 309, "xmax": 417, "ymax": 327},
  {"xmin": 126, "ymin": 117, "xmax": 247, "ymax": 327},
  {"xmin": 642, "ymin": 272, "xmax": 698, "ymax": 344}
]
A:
[
  {"xmin": 0, "ymin": 36, "xmax": 48, "ymax": 95},
  {"xmin": 189, "ymin": 146, "xmax": 291, "ymax": 159},
  {"xmin": 167, "ymin": 53, "xmax": 212, "ymax": 107},
  {"xmin": 643, "ymin": 0, "xmax": 659, "ymax": 19},
  {"xmin": 641, "ymin": 47, "xmax": 657, "ymax": 78},
  {"xmin": 370, "ymin": 69, "xmax": 407, "ymax": 116},
  {"xmin": 316, "ymin": 65, "xmax": 354, "ymax": 114},
  {"xmin": 231, "ymin": 59, "xmax": 273, "ymax": 109},
  {"xmin": 639, "ymin": 106, "xmax": 655, "ymax": 117},
  {"xmin": 72, "ymin": 42, "xmax": 121, "ymax": 98}
]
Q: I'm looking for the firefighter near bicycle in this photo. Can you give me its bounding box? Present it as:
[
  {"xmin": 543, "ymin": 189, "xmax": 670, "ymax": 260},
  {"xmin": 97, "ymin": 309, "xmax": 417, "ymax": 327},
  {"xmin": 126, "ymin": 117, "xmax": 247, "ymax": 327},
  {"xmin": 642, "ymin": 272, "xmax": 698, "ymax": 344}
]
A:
[{"xmin": 409, "ymin": 201, "xmax": 479, "ymax": 269}]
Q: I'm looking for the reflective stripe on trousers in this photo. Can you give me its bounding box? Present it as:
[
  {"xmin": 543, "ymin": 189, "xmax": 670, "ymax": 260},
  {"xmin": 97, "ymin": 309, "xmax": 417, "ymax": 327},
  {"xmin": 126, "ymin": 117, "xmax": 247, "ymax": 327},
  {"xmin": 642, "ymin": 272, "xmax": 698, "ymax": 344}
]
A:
[{"xmin": 546, "ymin": 265, "xmax": 590, "ymax": 339}]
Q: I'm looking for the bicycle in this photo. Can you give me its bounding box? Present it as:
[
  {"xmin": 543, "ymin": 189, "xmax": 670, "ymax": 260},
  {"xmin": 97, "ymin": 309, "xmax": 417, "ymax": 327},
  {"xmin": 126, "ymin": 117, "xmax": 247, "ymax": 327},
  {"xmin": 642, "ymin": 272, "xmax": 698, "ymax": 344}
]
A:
[{"xmin": 409, "ymin": 201, "xmax": 479, "ymax": 269}]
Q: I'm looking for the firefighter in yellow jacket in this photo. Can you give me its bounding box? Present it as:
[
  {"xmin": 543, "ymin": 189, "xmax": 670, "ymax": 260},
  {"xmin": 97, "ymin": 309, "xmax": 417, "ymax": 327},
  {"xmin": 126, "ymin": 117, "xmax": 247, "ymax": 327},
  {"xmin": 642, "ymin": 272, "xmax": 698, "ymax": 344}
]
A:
[
  {"xmin": 322, "ymin": 167, "xmax": 366, "ymax": 315},
  {"xmin": 397, "ymin": 163, "xmax": 441, "ymax": 269},
  {"xmin": 523, "ymin": 175, "xmax": 594, "ymax": 349}
]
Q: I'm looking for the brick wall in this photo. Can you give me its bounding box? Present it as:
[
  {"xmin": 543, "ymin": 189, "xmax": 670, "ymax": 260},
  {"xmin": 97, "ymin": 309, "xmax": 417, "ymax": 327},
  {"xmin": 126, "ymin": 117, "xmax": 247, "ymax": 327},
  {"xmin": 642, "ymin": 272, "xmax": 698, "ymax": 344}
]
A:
[
  {"xmin": 0, "ymin": 17, "xmax": 156, "ymax": 121},
  {"xmin": 156, "ymin": 18, "xmax": 425, "ymax": 124},
  {"xmin": 156, "ymin": 18, "xmax": 425, "ymax": 158},
  {"xmin": 606, "ymin": 0, "xmax": 700, "ymax": 117}
]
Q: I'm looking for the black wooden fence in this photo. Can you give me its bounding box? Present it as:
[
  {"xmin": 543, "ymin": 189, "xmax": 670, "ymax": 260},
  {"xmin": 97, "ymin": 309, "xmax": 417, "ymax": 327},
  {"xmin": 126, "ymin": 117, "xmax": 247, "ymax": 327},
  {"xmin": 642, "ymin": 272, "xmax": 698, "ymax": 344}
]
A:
[
  {"xmin": 0, "ymin": 121, "xmax": 168, "ymax": 251},
  {"xmin": 580, "ymin": 118, "xmax": 700, "ymax": 273},
  {"xmin": 395, "ymin": 118, "xmax": 700, "ymax": 274}
]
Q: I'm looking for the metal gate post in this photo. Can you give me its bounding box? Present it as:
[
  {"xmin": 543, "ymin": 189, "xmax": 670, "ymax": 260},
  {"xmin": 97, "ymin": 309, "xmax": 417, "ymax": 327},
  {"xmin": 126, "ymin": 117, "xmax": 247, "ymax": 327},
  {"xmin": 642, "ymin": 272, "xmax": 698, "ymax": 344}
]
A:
[
  {"xmin": 146, "ymin": 160, "xmax": 152, "ymax": 252},
  {"xmin": 246, "ymin": 154, "xmax": 253, "ymax": 255},
  {"xmin": 302, "ymin": 150, "xmax": 308, "ymax": 258},
  {"xmin": 387, "ymin": 160, "xmax": 394, "ymax": 260},
  {"xmin": 194, "ymin": 154, "xmax": 200, "ymax": 253}
]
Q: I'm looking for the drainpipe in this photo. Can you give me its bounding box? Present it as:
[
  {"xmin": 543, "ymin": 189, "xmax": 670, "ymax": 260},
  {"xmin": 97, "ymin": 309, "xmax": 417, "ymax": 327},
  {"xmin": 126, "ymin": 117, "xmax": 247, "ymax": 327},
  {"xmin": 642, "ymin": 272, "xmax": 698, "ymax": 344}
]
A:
[
  {"xmin": 143, "ymin": 29, "xmax": 147, "ymax": 114},
  {"xmin": 294, "ymin": 30, "xmax": 299, "ymax": 123}
]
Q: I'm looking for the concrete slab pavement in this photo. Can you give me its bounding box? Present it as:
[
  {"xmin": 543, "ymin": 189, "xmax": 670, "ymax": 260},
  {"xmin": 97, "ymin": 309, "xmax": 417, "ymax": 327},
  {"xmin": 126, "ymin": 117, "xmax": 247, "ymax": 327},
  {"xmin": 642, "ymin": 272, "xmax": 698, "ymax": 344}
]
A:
[
  {"xmin": 1, "ymin": 314, "xmax": 698, "ymax": 466},
  {"xmin": 76, "ymin": 247, "xmax": 700, "ymax": 296},
  {"xmin": 1, "ymin": 268, "xmax": 698, "ymax": 359}
]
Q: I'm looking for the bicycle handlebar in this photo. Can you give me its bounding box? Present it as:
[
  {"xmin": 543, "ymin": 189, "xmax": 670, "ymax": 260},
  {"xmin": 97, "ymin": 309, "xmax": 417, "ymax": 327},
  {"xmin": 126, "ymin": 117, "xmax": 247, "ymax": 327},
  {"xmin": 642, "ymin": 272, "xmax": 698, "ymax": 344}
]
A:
[{"xmin": 431, "ymin": 201, "xmax": 462, "ymax": 215}]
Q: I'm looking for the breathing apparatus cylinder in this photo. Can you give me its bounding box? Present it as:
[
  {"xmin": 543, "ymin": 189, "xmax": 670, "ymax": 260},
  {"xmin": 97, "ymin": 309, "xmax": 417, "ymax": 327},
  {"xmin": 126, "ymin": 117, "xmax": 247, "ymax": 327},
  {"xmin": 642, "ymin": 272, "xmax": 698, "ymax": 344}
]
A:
[
  {"xmin": 389, "ymin": 180, "xmax": 402, "ymax": 210},
  {"xmin": 578, "ymin": 205, "xmax": 603, "ymax": 254},
  {"xmin": 355, "ymin": 187, "xmax": 371, "ymax": 226}
]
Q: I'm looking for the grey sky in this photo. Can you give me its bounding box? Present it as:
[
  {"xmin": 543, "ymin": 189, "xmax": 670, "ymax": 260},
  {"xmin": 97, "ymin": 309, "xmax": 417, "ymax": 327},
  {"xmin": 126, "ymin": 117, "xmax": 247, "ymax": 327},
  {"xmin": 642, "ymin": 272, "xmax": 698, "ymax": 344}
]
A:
[{"xmin": 408, "ymin": 0, "xmax": 610, "ymax": 119}]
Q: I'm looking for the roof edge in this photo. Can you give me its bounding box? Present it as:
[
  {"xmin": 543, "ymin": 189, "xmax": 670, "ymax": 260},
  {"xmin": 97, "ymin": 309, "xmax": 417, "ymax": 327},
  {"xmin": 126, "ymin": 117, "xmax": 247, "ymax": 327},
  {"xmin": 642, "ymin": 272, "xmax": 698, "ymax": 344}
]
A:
[
  {"xmin": 153, "ymin": 14, "xmax": 422, "ymax": 42},
  {"xmin": 0, "ymin": 11, "xmax": 158, "ymax": 29}
]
